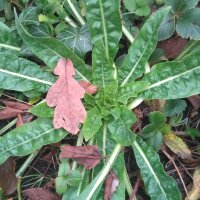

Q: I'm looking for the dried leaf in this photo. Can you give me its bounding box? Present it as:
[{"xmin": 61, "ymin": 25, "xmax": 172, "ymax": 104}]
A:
[
  {"xmin": 23, "ymin": 188, "xmax": 61, "ymax": 200},
  {"xmin": 16, "ymin": 114, "xmax": 33, "ymax": 128},
  {"xmin": 185, "ymin": 167, "xmax": 200, "ymax": 200},
  {"xmin": 79, "ymin": 80, "xmax": 98, "ymax": 95},
  {"xmin": 164, "ymin": 132, "xmax": 192, "ymax": 159},
  {"xmin": 60, "ymin": 145, "xmax": 101, "ymax": 169},
  {"xmin": 187, "ymin": 95, "xmax": 200, "ymax": 110},
  {"xmin": 46, "ymin": 58, "xmax": 87, "ymax": 134},
  {"xmin": 158, "ymin": 36, "xmax": 188, "ymax": 59},
  {"xmin": 0, "ymin": 100, "xmax": 31, "ymax": 120},
  {"xmin": 104, "ymin": 170, "xmax": 119, "ymax": 200},
  {"xmin": 0, "ymin": 158, "xmax": 17, "ymax": 195}
]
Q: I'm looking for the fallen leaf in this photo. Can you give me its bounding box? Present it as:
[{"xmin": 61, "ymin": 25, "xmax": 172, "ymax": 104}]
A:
[
  {"xmin": 187, "ymin": 95, "xmax": 200, "ymax": 110},
  {"xmin": 79, "ymin": 80, "xmax": 98, "ymax": 95},
  {"xmin": 158, "ymin": 36, "xmax": 188, "ymax": 59},
  {"xmin": 46, "ymin": 58, "xmax": 87, "ymax": 134},
  {"xmin": 60, "ymin": 145, "xmax": 101, "ymax": 169},
  {"xmin": 16, "ymin": 114, "xmax": 33, "ymax": 128},
  {"xmin": 185, "ymin": 167, "xmax": 200, "ymax": 200},
  {"xmin": 0, "ymin": 158, "xmax": 17, "ymax": 196},
  {"xmin": 23, "ymin": 188, "xmax": 61, "ymax": 200},
  {"xmin": 104, "ymin": 170, "xmax": 119, "ymax": 200},
  {"xmin": 0, "ymin": 100, "xmax": 31, "ymax": 120},
  {"xmin": 164, "ymin": 132, "xmax": 192, "ymax": 159}
]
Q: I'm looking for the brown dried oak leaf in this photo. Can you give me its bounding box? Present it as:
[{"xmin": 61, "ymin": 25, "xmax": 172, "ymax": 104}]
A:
[
  {"xmin": 46, "ymin": 58, "xmax": 87, "ymax": 134},
  {"xmin": 79, "ymin": 80, "xmax": 98, "ymax": 95},
  {"xmin": 104, "ymin": 170, "xmax": 119, "ymax": 200},
  {"xmin": 23, "ymin": 188, "xmax": 61, "ymax": 200},
  {"xmin": 60, "ymin": 145, "xmax": 101, "ymax": 169},
  {"xmin": 0, "ymin": 158, "xmax": 17, "ymax": 196},
  {"xmin": 0, "ymin": 100, "xmax": 31, "ymax": 120}
]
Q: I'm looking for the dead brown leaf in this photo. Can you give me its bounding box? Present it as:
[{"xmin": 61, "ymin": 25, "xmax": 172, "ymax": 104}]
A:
[
  {"xmin": 104, "ymin": 170, "xmax": 119, "ymax": 200},
  {"xmin": 0, "ymin": 158, "xmax": 17, "ymax": 196},
  {"xmin": 23, "ymin": 188, "xmax": 61, "ymax": 200},
  {"xmin": 46, "ymin": 58, "xmax": 87, "ymax": 134},
  {"xmin": 0, "ymin": 100, "xmax": 31, "ymax": 120},
  {"xmin": 16, "ymin": 114, "xmax": 33, "ymax": 128},
  {"xmin": 185, "ymin": 167, "xmax": 200, "ymax": 200},
  {"xmin": 158, "ymin": 36, "xmax": 188, "ymax": 59},
  {"xmin": 187, "ymin": 95, "xmax": 200, "ymax": 110},
  {"xmin": 60, "ymin": 145, "xmax": 101, "ymax": 169},
  {"xmin": 79, "ymin": 80, "xmax": 98, "ymax": 95},
  {"xmin": 164, "ymin": 132, "xmax": 192, "ymax": 159}
]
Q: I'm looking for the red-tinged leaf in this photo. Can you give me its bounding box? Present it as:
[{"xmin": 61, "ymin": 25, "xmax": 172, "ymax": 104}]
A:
[
  {"xmin": 104, "ymin": 170, "xmax": 119, "ymax": 200},
  {"xmin": 0, "ymin": 158, "xmax": 17, "ymax": 196},
  {"xmin": 16, "ymin": 114, "xmax": 33, "ymax": 128},
  {"xmin": 46, "ymin": 58, "xmax": 87, "ymax": 134},
  {"xmin": 23, "ymin": 188, "xmax": 61, "ymax": 200},
  {"xmin": 60, "ymin": 145, "xmax": 101, "ymax": 169},
  {"xmin": 16, "ymin": 114, "xmax": 24, "ymax": 127},
  {"xmin": 79, "ymin": 80, "xmax": 98, "ymax": 95},
  {"xmin": 187, "ymin": 95, "xmax": 200, "ymax": 110},
  {"xmin": 158, "ymin": 36, "xmax": 188, "ymax": 59},
  {"xmin": 0, "ymin": 100, "xmax": 31, "ymax": 120}
]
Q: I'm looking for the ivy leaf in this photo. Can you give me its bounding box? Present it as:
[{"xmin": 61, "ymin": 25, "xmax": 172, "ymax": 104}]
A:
[
  {"xmin": 108, "ymin": 106, "xmax": 136, "ymax": 146},
  {"xmin": 46, "ymin": 58, "xmax": 87, "ymax": 134},
  {"xmin": 166, "ymin": 0, "xmax": 199, "ymax": 12},
  {"xmin": 158, "ymin": 11, "xmax": 175, "ymax": 41},
  {"xmin": 163, "ymin": 99, "xmax": 187, "ymax": 117},
  {"xmin": 124, "ymin": 0, "xmax": 151, "ymax": 16},
  {"xmin": 176, "ymin": 8, "xmax": 200, "ymax": 40},
  {"xmin": 57, "ymin": 25, "xmax": 93, "ymax": 58}
]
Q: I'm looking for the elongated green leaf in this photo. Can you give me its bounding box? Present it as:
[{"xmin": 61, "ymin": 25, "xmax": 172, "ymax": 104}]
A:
[
  {"xmin": 83, "ymin": 106, "xmax": 102, "ymax": 141},
  {"xmin": 92, "ymin": 40, "xmax": 116, "ymax": 90},
  {"xmin": 29, "ymin": 102, "xmax": 54, "ymax": 118},
  {"xmin": 0, "ymin": 53, "xmax": 55, "ymax": 93},
  {"xmin": 141, "ymin": 51, "xmax": 200, "ymax": 99},
  {"xmin": 83, "ymin": 0, "xmax": 122, "ymax": 60},
  {"xmin": 15, "ymin": 11, "xmax": 91, "ymax": 81},
  {"xmin": 57, "ymin": 25, "xmax": 92, "ymax": 58},
  {"xmin": 118, "ymin": 81, "xmax": 149, "ymax": 104},
  {"xmin": 132, "ymin": 137, "xmax": 181, "ymax": 200},
  {"xmin": 108, "ymin": 106, "xmax": 136, "ymax": 146},
  {"xmin": 0, "ymin": 118, "xmax": 67, "ymax": 165},
  {"xmin": 0, "ymin": 21, "xmax": 20, "ymax": 52},
  {"xmin": 119, "ymin": 7, "xmax": 170, "ymax": 85}
]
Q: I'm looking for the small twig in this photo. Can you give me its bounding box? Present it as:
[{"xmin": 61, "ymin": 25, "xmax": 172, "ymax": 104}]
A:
[
  {"xmin": 130, "ymin": 176, "xmax": 141, "ymax": 200},
  {"xmin": 17, "ymin": 177, "xmax": 22, "ymax": 200},
  {"xmin": 162, "ymin": 150, "xmax": 190, "ymax": 199}
]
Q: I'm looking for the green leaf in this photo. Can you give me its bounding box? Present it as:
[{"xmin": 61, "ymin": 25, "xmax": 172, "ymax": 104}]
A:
[
  {"xmin": 83, "ymin": 106, "xmax": 102, "ymax": 141},
  {"xmin": 29, "ymin": 102, "xmax": 54, "ymax": 117},
  {"xmin": 0, "ymin": 118, "xmax": 67, "ymax": 165},
  {"xmin": 118, "ymin": 81, "xmax": 149, "ymax": 104},
  {"xmin": 176, "ymin": 8, "xmax": 200, "ymax": 40},
  {"xmin": 166, "ymin": 0, "xmax": 199, "ymax": 12},
  {"xmin": 149, "ymin": 111, "xmax": 166, "ymax": 127},
  {"xmin": 57, "ymin": 25, "xmax": 93, "ymax": 58},
  {"xmin": 92, "ymin": 40, "xmax": 116, "ymax": 90},
  {"xmin": 0, "ymin": 53, "xmax": 55, "ymax": 93},
  {"xmin": 132, "ymin": 137, "xmax": 181, "ymax": 200},
  {"xmin": 124, "ymin": 0, "xmax": 151, "ymax": 16},
  {"xmin": 119, "ymin": 7, "xmax": 170, "ymax": 85},
  {"xmin": 141, "ymin": 124, "xmax": 163, "ymax": 151},
  {"xmin": 141, "ymin": 51, "xmax": 200, "ymax": 99},
  {"xmin": 186, "ymin": 128, "xmax": 200, "ymax": 140},
  {"xmin": 15, "ymin": 11, "xmax": 91, "ymax": 81},
  {"xmin": 83, "ymin": 0, "xmax": 122, "ymax": 60},
  {"xmin": 158, "ymin": 11, "xmax": 175, "ymax": 41},
  {"xmin": 163, "ymin": 99, "xmax": 187, "ymax": 117},
  {"xmin": 0, "ymin": 21, "xmax": 20, "ymax": 52},
  {"xmin": 108, "ymin": 106, "xmax": 136, "ymax": 146}
]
